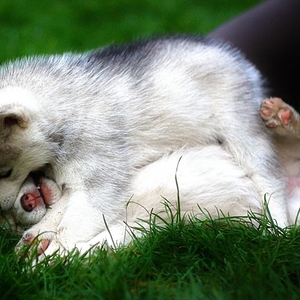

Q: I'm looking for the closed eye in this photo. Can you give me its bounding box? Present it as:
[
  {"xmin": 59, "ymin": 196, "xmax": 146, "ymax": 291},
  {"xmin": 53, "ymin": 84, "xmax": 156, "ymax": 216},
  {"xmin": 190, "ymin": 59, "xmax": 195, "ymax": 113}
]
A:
[{"xmin": 0, "ymin": 169, "xmax": 12, "ymax": 179}]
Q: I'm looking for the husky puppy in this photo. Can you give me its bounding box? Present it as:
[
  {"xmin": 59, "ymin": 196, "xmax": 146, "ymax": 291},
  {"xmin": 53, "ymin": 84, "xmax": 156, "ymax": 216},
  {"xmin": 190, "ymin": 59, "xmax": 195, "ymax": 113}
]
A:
[{"xmin": 0, "ymin": 36, "xmax": 288, "ymax": 257}]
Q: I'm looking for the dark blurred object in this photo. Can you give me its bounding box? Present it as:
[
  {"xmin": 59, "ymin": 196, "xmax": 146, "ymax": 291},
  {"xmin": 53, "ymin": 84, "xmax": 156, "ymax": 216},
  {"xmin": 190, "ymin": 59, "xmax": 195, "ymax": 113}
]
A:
[{"xmin": 208, "ymin": 0, "xmax": 300, "ymax": 111}]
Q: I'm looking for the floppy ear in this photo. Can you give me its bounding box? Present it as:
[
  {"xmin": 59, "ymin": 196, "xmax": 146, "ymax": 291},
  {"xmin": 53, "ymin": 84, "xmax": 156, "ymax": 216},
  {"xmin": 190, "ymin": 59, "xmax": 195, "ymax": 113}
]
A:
[{"xmin": 0, "ymin": 106, "xmax": 30, "ymax": 137}]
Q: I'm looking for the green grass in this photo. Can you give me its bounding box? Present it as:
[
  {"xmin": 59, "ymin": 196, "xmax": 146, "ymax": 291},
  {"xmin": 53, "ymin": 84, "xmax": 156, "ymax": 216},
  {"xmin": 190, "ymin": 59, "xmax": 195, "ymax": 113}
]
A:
[
  {"xmin": 1, "ymin": 209, "xmax": 300, "ymax": 300},
  {"xmin": 0, "ymin": 0, "xmax": 262, "ymax": 61}
]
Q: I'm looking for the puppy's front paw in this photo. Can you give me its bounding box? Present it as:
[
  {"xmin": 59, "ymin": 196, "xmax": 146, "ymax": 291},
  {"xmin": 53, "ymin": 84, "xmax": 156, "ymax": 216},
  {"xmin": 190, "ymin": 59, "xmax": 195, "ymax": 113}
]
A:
[
  {"xmin": 16, "ymin": 226, "xmax": 77, "ymax": 264},
  {"xmin": 260, "ymin": 97, "xmax": 292, "ymax": 129},
  {"xmin": 16, "ymin": 230, "xmax": 54, "ymax": 257}
]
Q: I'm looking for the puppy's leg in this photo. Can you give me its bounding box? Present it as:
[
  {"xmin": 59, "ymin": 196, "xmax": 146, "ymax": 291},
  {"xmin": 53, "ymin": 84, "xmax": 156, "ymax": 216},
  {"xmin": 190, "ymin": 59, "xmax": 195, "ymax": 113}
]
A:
[
  {"xmin": 260, "ymin": 98, "xmax": 300, "ymax": 224},
  {"xmin": 260, "ymin": 97, "xmax": 300, "ymax": 137},
  {"xmin": 260, "ymin": 97, "xmax": 300, "ymax": 177}
]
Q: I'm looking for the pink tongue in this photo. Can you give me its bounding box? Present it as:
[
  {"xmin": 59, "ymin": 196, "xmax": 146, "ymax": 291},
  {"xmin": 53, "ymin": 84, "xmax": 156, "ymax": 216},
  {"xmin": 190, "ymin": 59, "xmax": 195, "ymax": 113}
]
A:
[{"xmin": 38, "ymin": 183, "xmax": 52, "ymax": 206}]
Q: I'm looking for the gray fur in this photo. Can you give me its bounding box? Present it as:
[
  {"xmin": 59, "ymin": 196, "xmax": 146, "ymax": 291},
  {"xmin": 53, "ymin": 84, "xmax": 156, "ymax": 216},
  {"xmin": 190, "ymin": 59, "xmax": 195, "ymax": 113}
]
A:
[{"xmin": 0, "ymin": 36, "xmax": 288, "ymax": 256}]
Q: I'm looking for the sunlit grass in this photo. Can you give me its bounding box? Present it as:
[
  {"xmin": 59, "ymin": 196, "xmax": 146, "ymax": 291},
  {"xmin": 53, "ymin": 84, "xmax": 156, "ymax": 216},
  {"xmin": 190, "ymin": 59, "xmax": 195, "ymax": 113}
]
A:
[
  {"xmin": 1, "ymin": 204, "xmax": 300, "ymax": 300},
  {"xmin": 0, "ymin": 0, "xmax": 262, "ymax": 60}
]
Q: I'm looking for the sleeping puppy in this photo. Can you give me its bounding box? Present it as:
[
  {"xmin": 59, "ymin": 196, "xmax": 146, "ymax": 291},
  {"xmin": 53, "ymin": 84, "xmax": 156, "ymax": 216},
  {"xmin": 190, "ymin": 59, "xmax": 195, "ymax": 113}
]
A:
[
  {"xmin": 3, "ymin": 108, "xmax": 300, "ymax": 256},
  {"xmin": 4, "ymin": 95, "xmax": 300, "ymax": 253},
  {"xmin": 0, "ymin": 36, "xmax": 289, "ymax": 259},
  {"xmin": 7, "ymin": 97, "xmax": 300, "ymax": 236}
]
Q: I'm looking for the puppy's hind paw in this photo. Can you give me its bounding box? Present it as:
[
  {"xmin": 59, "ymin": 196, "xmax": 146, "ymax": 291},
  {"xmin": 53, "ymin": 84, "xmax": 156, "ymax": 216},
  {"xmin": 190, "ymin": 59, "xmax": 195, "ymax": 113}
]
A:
[{"xmin": 260, "ymin": 98, "xmax": 288, "ymax": 127}]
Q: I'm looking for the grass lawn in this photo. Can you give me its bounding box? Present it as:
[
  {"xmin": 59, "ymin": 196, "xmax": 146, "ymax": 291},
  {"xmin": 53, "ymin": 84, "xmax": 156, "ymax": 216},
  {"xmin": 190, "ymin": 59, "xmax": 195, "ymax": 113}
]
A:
[
  {"xmin": 2, "ymin": 0, "xmax": 299, "ymax": 299},
  {"xmin": 0, "ymin": 0, "xmax": 262, "ymax": 60},
  {"xmin": 2, "ymin": 209, "xmax": 300, "ymax": 299}
]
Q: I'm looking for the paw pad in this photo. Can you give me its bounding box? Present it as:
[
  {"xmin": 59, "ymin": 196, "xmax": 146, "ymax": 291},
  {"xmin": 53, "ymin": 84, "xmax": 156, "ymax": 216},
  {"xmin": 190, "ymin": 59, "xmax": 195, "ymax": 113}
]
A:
[
  {"xmin": 19, "ymin": 233, "xmax": 51, "ymax": 256},
  {"xmin": 260, "ymin": 97, "xmax": 292, "ymax": 129}
]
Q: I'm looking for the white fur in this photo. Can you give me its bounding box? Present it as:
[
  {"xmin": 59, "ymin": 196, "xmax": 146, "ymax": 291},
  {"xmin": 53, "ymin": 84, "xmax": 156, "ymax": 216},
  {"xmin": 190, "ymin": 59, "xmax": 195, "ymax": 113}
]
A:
[
  {"xmin": 0, "ymin": 36, "xmax": 289, "ymax": 258},
  {"xmin": 76, "ymin": 145, "xmax": 263, "ymax": 251}
]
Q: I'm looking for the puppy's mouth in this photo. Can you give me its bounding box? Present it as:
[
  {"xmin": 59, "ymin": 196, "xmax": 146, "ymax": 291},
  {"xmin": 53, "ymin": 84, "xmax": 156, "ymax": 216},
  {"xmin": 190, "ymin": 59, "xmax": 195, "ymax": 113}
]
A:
[
  {"xmin": 37, "ymin": 183, "xmax": 52, "ymax": 207},
  {"xmin": 21, "ymin": 172, "xmax": 52, "ymax": 212},
  {"xmin": 31, "ymin": 172, "xmax": 53, "ymax": 206},
  {"xmin": 31, "ymin": 171, "xmax": 44, "ymax": 187}
]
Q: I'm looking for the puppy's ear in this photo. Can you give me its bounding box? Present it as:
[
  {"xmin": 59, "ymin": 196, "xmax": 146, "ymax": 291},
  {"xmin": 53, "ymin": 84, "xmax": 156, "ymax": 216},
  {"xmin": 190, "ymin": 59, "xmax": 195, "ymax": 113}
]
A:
[{"xmin": 0, "ymin": 106, "xmax": 30, "ymax": 137}]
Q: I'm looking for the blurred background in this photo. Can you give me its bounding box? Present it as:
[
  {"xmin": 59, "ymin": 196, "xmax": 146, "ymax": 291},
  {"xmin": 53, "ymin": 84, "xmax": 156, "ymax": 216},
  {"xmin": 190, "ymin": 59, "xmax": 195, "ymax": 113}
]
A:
[{"xmin": 0, "ymin": 0, "xmax": 262, "ymax": 61}]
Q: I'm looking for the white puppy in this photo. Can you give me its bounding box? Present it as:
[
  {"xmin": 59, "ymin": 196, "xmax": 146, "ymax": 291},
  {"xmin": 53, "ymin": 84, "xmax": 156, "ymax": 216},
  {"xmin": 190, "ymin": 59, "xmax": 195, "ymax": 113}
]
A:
[{"xmin": 0, "ymin": 36, "xmax": 288, "ymax": 258}]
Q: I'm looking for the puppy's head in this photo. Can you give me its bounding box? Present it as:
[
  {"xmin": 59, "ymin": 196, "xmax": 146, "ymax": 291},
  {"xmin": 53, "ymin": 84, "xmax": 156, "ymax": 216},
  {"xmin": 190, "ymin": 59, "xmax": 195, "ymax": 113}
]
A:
[
  {"xmin": 13, "ymin": 176, "xmax": 47, "ymax": 226},
  {"xmin": 0, "ymin": 86, "xmax": 51, "ymax": 210}
]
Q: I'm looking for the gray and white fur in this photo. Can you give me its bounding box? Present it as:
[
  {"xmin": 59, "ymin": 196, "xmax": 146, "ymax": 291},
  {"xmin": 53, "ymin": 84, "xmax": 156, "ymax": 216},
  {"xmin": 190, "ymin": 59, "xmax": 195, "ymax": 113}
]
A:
[{"xmin": 0, "ymin": 36, "xmax": 288, "ymax": 257}]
